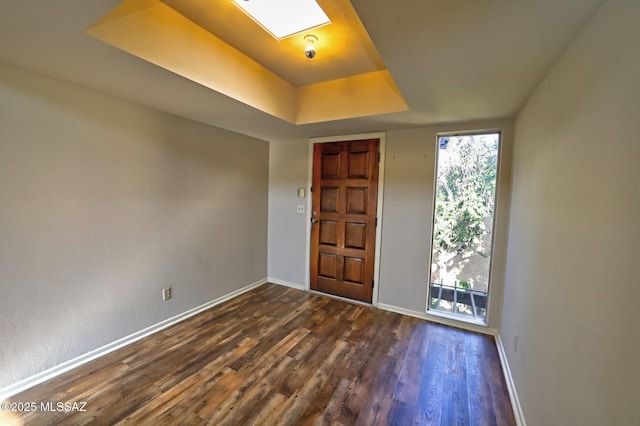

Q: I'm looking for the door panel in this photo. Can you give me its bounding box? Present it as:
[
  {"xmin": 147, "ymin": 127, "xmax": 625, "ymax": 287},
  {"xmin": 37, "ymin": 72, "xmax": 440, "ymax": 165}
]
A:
[
  {"xmin": 310, "ymin": 139, "xmax": 379, "ymax": 303},
  {"xmin": 346, "ymin": 187, "xmax": 368, "ymax": 214},
  {"xmin": 345, "ymin": 223, "xmax": 366, "ymax": 249},
  {"xmin": 320, "ymin": 187, "xmax": 339, "ymax": 212}
]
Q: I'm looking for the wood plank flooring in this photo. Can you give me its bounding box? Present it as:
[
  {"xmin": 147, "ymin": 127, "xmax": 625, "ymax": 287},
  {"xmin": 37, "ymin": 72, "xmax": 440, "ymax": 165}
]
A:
[{"xmin": 2, "ymin": 283, "xmax": 515, "ymax": 425}]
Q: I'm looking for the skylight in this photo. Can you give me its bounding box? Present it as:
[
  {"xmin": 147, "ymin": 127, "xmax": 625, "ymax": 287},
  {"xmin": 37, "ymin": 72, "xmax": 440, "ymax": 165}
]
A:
[{"xmin": 232, "ymin": 0, "xmax": 331, "ymax": 40}]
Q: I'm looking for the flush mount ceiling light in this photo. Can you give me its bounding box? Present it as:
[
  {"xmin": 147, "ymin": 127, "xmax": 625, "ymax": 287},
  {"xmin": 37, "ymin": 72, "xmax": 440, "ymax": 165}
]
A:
[
  {"xmin": 232, "ymin": 0, "xmax": 331, "ymax": 40},
  {"xmin": 304, "ymin": 35, "xmax": 317, "ymax": 59}
]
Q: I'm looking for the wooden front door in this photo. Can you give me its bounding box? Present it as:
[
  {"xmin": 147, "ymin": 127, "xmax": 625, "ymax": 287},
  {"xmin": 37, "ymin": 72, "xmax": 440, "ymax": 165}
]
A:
[{"xmin": 310, "ymin": 139, "xmax": 380, "ymax": 303}]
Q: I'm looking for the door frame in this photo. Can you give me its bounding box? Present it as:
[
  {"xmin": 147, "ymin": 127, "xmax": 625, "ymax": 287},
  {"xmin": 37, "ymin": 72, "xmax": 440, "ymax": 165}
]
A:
[{"xmin": 305, "ymin": 132, "xmax": 386, "ymax": 306}]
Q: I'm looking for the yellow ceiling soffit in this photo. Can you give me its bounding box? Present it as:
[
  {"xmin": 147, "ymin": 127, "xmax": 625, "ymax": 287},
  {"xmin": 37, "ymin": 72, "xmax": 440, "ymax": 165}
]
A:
[
  {"xmin": 86, "ymin": 0, "xmax": 297, "ymax": 122},
  {"xmin": 296, "ymin": 70, "xmax": 407, "ymax": 124},
  {"xmin": 86, "ymin": 0, "xmax": 408, "ymax": 124}
]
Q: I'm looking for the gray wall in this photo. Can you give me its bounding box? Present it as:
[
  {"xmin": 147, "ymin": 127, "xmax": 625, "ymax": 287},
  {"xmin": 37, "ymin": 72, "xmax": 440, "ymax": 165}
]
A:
[
  {"xmin": 267, "ymin": 137, "xmax": 309, "ymax": 286},
  {"xmin": 267, "ymin": 121, "xmax": 513, "ymax": 330},
  {"xmin": 500, "ymin": 0, "xmax": 640, "ymax": 424},
  {"xmin": 380, "ymin": 122, "xmax": 512, "ymax": 329},
  {"xmin": 0, "ymin": 64, "xmax": 268, "ymax": 388}
]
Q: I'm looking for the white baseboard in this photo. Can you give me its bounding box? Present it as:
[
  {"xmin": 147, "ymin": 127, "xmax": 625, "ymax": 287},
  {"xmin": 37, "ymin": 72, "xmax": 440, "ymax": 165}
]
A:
[
  {"xmin": 2, "ymin": 279, "xmax": 525, "ymax": 426},
  {"xmin": 377, "ymin": 303, "xmax": 498, "ymax": 336},
  {"xmin": 268, "ymin": 277, "xmax": 306, "ymax": 291},
  {"xmin": 495, "ymin": 334, "xmax": 526, "ymax": 426},
  {"xmin": 0, "ymin": 278, "xmax": 268, "ymax": 401}
]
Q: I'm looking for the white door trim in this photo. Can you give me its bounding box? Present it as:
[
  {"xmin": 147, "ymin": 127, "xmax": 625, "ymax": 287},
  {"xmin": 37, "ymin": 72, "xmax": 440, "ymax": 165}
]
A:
[{"xmin": 306, "ymin": 132, "xmax": 386, "ymax": 306}]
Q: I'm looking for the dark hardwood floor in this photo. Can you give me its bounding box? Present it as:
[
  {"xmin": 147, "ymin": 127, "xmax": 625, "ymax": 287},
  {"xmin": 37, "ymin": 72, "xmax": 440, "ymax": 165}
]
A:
[{"xmin": 2, "ymin": 283, "xmax": 515, "ymax": 425}]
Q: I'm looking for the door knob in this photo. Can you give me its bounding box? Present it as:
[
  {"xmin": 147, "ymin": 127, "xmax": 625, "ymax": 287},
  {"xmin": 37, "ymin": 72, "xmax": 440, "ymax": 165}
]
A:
[{"xmin": 311, "ymin": 218, "xmax": 318, "ymax": 224}]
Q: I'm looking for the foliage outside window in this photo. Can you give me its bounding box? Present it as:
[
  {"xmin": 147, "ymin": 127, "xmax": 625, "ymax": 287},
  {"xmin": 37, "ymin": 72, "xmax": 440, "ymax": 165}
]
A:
[
  {"xmin": 429, "ymin": 133, "xmax": 499, "ymax": 320},
  {"xmin": 433, "ymin": 135, "xmax": 498, "ymax": 258}
]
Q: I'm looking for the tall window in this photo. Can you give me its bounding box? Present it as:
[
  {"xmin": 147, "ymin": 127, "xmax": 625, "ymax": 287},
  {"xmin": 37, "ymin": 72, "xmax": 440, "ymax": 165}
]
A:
[{"xmin": 428, "ymin": 132, "xmax": 500, "ymax": 323}]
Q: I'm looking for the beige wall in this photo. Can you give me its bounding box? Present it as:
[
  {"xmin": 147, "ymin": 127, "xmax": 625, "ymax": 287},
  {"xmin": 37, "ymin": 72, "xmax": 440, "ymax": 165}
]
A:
[
  {"xmin": 0, "ymin": 64, "xmax": 269, "ymax": 388},
  {"xmin": 501, "ymin": 0, "xmax": 640, "ymax": 424}
]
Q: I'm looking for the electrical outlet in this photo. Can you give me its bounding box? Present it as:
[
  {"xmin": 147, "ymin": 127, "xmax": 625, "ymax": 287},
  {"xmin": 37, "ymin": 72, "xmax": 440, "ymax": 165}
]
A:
[
  {"xmin": 296, "ymin": 205, "xmax": 305, "ymax": 214},
  {"xmin": 513, "ymin": 332, "xmax": 519, "ymax": 352},
  {"xmin": 162, "ymin": 287, "xmax": 172, "ymax": 301}
]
